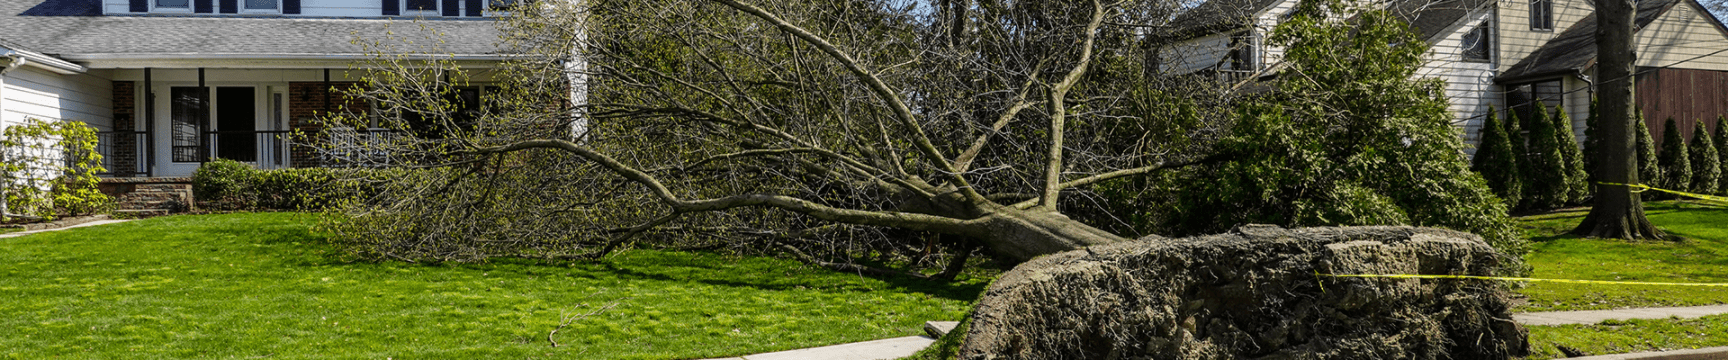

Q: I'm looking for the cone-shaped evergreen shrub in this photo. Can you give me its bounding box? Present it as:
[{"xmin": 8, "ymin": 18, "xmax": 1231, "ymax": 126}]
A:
[
  {"xmin": 1691, "ymin": 121, "xmax": 1720, "ymax": 195},
  {"xmin": 1717, "ymin": 117, "xmax": 1728, "ymax": 195},
  {"xmin": 1552, "ymin": 107, "xmax": 1590, "ymax": 204},
  {"xmin": 1582, "ymin": 98, "xmax": 1602, "ymax": 182},
  {"xmin": 1471, "ymin": 108, "xmax": 1523, "ymax": 207},
  {"xmin": 1505, "ymin": 111, "xmax": 1529, "ymax": 209},
  {"xmin": 1526, "ymin": 104, "xmax": 1569, "ymax": 209},
  {"xmin": 1657, "ymin": 118, "xmax": 1691, "ymax": 197},
  {"xmin": 1637, "ymin": 111, "xmax": 1662, "ymax": 198}
]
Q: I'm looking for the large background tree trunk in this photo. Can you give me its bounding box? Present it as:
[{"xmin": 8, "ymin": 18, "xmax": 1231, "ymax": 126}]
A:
[{"xmin": 1573, "ymin": 0, "xmax": 1665, "ymax": 239}]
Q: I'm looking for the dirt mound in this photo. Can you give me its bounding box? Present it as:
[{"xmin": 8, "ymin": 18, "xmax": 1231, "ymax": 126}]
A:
[{"xmin": 959, "ymin": 225, "xmax": 1527, "ymax": 360}]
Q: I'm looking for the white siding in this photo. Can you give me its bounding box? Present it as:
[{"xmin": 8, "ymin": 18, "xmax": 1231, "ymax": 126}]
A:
[
  {"xmin": 1495, "ymin": 0, "xmax": 1595, "ymax": 73},
  {"xmin": 0, "ymin": 67, "xmax": 113, "ymax": 131},
  {"xmin": 1563, "ymin": 75, "xmax": 1590, "ymax": 143},
  {"xmin": 1160, "ymin": 33, "xmax": 1233, "ymax": 74},
  {"xmin": 1634, "ymin": 0, "xmax": 1728, "ymax": 71},
  {"xmin": 1419, "ymin": 10, "xmax": 1500, "ymax": 154},
  {"xmin": 103, "ymin": 0, "xmax": 516, "ymax": 18}
]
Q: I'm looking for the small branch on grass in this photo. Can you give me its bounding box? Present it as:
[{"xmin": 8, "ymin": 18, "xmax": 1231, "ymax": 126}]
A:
[{"xmin": 549, "ymin": 300, "xmax": 628, "ymax": 348}]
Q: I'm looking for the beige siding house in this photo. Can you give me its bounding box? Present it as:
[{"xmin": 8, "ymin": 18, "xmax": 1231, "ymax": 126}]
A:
[{"xmin": 1161, "ymin": 0, "xmax": 1728, "ymax": 152}]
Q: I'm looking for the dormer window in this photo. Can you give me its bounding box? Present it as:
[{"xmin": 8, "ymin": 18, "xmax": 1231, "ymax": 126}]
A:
[
  {"xmin": 406, "ymin": 0, "xmax": 438, "ymax": 11},
  {"xmin": 244, "ymin": 0, "xmax": 280, "ymax": 13},
  {"xmin": 155, "ymin": 0, "xmax": 190, "ymax": 10}
]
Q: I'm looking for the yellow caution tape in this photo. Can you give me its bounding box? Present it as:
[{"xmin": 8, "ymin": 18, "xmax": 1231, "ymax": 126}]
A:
[
  {"xmin": 1597, "ymin": 182, "xmax": 1728, "ymax": 205},
  {"xmin": 1318, "ymin": 273, "xmax": 1728, "ymax": 287}
]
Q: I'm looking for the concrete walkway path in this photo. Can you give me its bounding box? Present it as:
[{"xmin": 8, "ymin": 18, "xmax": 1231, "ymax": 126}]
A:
[
  {"xmin": 699, "ymin": 336, "xmax": 937, "ymax": 360},
  {"xmin": 1515, "ymin": 304, "xmax": 1728, "ymax": 326},
  {"xmin": 0, "ymin": 219, "xmax": 132, "ymax": 238}
]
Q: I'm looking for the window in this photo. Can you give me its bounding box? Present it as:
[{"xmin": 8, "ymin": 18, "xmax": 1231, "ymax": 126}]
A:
[
  {"xmin": 155, "ymin": 0, "xmax": 189, "ymax": 9},
  {"xmin": 406, "ymin": 0, "xmax": 438, "ymax": 11},
  {"xmin": 1508, "ymin": 80, "xmax": 1563, "ymax": 126},
  {"xmin": 1530, "ymin": 0, "xmax": 1553, "ymax": 30},
  {"xmin": 245, "ymin": 0, "xmax": 278, "ymax": 10},
  {"xmin": 1228, "ymin": 32, "xmax": 1256, "ymax": 71},
  {"xmin": 1462, "ymin": 21, "xmax": 1490, "ymax": 62},
  {"xmin": 490, "ymin": 0, "xmax": 521, "ymax": 9}
]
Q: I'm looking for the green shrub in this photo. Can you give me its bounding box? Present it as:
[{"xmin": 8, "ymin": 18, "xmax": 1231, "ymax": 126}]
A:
[
  {"xmin": 191, "ymin": 159, "xmax": 257, "ymax": 209},
  {"xmin": 1, "ymin": 119, "xmax": 112, "ymax": 220},
  {"xmin": 1505, "ymin": 111, "xmax": 1529, "ymax": 210},
  {"xmin": 1471, "ymin": 108, "xmax": 1523, "ymax": 208},
  {"xmin": 1637, "ymin": 111, "xmax": 1662, "ymax": 197},
  {"xmin": 1692, "ymin": 121, "xmax": 1720, "ymax": 195},
  {"xmin": 1552, "ymin": 107, "xmax": 1591, "ymax": 204},
  {"xmin": 1525, "ymin": 104, "xmax": 1569, "ymax": 209},
  {"xmin": 1657, "ymin": 118, "xmax": 1691, "ymax": 197},
  {"xmin": 192, "ymin": 159, "xmax": 398, "ymax": 211}
]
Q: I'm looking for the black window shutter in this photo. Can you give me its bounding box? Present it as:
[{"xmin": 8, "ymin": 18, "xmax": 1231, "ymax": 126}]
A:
[
  {"xmin": 465, "ymin": 0, "xmax": 482, "ymax": 16},
  {"xmin": 383, "ymin": 0, "xmax": 400, "ymax": 15},
  {"xmin": 129, "ymin": 0, "xmax": 147, "ymax": 12},
  {"xmin": 194, "ymin": 0, "xmax": 213, "ymax": 13},
  {"xmin": 219, "ymin": 0, "xmax": 237, "ymax": 13},
  {"xmin": 284, "ymin": 0, "xmax": 300, "ymax": 14},
  {"xmin": 442, "ymin": 0, "xmax": 460, "ymax": 16}
]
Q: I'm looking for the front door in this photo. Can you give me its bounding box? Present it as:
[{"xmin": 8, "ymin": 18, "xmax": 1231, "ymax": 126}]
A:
[{"xmin": 153, "ymin": 85, "xmax": 274, "ymax": 177}]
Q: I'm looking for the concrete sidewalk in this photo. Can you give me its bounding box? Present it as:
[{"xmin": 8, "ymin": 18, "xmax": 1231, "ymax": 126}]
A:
[
  {"xmin": 699, "ymin": 336, "xmax": 937, "ymax": 360},
  {"xmin": 0, "ymin": 219, "xmax": 132, "ymax": 238},
  {"xmin": 1515, "ymin": 304, "xmax": 1728, "ymax": 326}
]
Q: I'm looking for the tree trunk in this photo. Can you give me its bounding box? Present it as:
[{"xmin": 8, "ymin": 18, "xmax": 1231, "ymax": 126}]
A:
[
  {"xmin": 1573, "ymin": 0, "xmax": 1666, "ymax": 240},
  {"xmin": 972, "ymin": 206, "xmax": 1133, "ymax": 263}
]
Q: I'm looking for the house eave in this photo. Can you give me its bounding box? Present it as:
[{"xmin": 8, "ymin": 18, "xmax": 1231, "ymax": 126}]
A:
[
  {"xmin": 59, "ymin": 53, "xmax": 517, "ymax": 69},
  {"xmin": 0, "ymin": 48, "xmax": 87, "ymax": 75}
]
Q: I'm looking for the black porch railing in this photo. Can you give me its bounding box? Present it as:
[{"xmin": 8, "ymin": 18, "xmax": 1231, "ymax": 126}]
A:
[
  {"xmin": 96, "ymin": 131, "xmax": 150, "ymax": 177},
  {"xmin": 200, "ymin": 130, "xmax": 296, "ymax": 170}
]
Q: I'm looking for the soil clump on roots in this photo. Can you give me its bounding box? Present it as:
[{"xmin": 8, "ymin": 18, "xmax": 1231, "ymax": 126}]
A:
[{"xmin": 959, "ymin": 225, "xmax": 1528, "ymax": 359}]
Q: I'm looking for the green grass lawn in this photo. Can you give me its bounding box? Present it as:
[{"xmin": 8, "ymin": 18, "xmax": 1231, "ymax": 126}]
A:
[
  {"xmin": 0, "ymin": 213, "xmax": 986, "ymax": 359},
  {"xmin": 1516, "ymin": 201, "xmax": 1728, "ymax": 312},
  {"xmin": 1517, "ymin": 200, "xmax": 1728, "ymax": 359}
]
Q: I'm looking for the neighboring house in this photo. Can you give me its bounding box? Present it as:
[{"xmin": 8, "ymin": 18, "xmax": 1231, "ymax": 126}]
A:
[
  {"xmin": 1157, "ymin": 0, "xmax": 1728, "ymax": 152},
  {"xmin": 0, "ymin": 0, "xmax": 517, "ymax": 178}
]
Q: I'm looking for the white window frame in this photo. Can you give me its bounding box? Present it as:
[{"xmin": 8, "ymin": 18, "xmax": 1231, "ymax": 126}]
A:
[
  {"xmin": 151, "ymin": 0, "xmax": 194, "ymax": 14},
  {"xmin": 240, "ymin": 0, "xmax": 283, "ymax": 14},
  {"xmin": 402, "ymin": 0, "xmax": 442, "ymax": 16}
]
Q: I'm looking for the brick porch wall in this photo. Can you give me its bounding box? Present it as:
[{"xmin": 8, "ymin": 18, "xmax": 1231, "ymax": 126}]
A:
[{"xmin": 288, "ymin": 82, "xmax": 369, "ymax": 168}]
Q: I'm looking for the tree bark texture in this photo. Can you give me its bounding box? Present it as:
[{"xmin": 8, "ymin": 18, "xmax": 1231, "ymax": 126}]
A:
[{"xmin": 1574, "ymin": 0, "xmax": 1665, "ymax": 240}]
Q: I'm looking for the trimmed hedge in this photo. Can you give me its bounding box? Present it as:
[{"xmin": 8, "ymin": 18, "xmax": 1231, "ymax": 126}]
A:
[
  {"xmin": 192, "ymin": 159, "xmax": 398, "ymax": 211},
  {"xmin": 1717, "ymin": 117, "xmax": 1728, "ymax": 195},
  {"xmin": 1552, "ymin": 107, "xmax": 1591, "ymax": 204},
  {"xmin": 1636, "ymin": 111, "xmax": 1662, "ymax": 198}
]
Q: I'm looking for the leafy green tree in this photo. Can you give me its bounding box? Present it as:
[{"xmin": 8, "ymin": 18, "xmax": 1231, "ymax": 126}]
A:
[
  {"xmin": 1657, "ymin": 118, "xmax": 1691, "ymax": 196},
  {"xmin": 1552, "ymin": 107, "xmax": 1591, "ymax": 204},
  {"xmin": 1472, "ymin": 108, "xmax": 1523, "ymax": 208},
  {"xmin": 1161, "ymin": 2, "xmax": 1522, "ymax": 254},
  {"xmin": 1525, "ymin": 104, "xmax": 1569, "ymax": 209},
  {"xmin": 1692, "ymin": 121, "xmax": 1720, "ymax": 195},
  {"xmin": 1637, "ymin": 111, "xmax": 1662, "ymax": 195}
]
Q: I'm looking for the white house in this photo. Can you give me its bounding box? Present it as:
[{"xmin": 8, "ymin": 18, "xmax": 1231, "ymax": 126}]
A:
[
  {"xmin": 0, "ymin": 0, "xmax": 519, "ymax": 178},
  {"xmin": 1157, "ymin": 0, "xmax": 1728, "ymax": 152}
]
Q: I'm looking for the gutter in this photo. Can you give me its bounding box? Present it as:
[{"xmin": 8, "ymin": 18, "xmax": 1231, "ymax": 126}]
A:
[{"xmin": 0, "ymin": 49, "xmax": 87, "ymax": 75}]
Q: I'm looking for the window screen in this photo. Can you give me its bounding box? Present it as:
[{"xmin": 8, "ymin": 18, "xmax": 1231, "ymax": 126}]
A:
[
  {"xmin": 407, "ymin": 0, "xmax": 437, "ymax": 10},
  {"xmin": 1462, "ymin": 22, "xmax": 1490, "ymax": 61},
  {"xmin": 157, "ymin": 0, "xmax": 189, "ymax": 8},
  {"xmin": 245, "ymin": 0, "xmax": 276, "ymax": 9}
]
